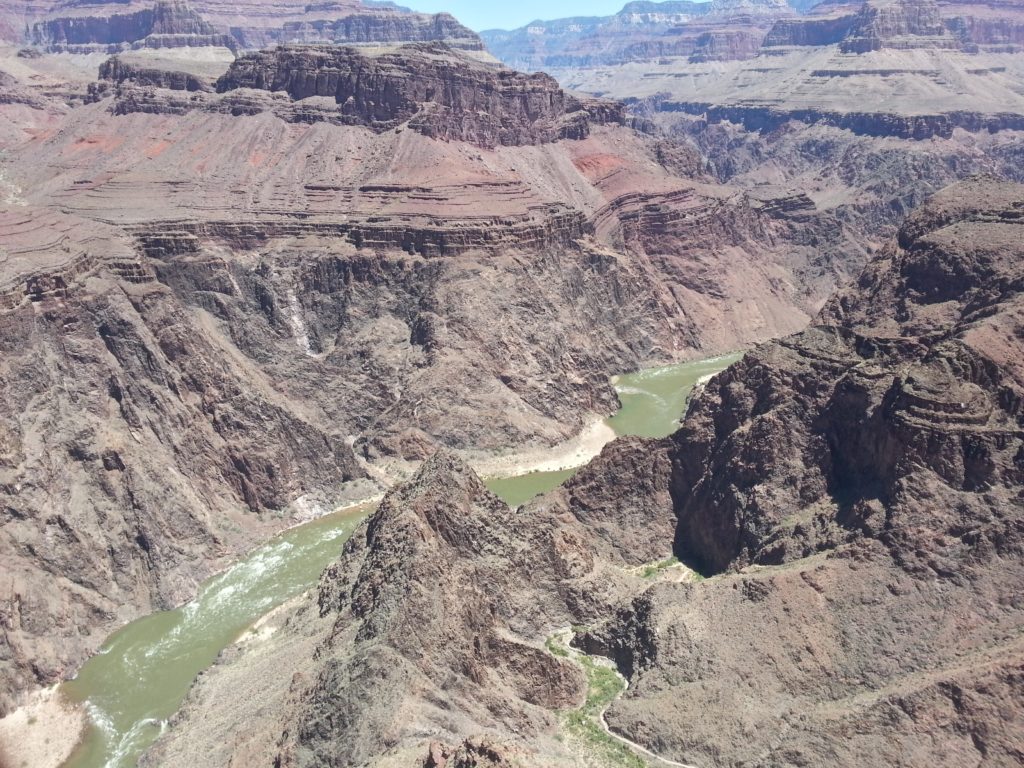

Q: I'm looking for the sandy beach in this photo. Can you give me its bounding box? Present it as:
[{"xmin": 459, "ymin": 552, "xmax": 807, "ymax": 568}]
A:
[
  {"xmin": 0, "ymin": 686, "xmax": 86, "ymax": 768},
  {"xmin": 467, "ymin": 417, "xmax": 617, "ymax": 480}
]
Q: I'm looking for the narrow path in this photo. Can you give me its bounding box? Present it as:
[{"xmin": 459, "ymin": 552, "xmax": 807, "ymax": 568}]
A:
[
  {"xmin": 596, "ymin": 673, "xmax": 699, "ymax": 768},
  {"xmin": 551, "ymin": 629, "xmax": 701, "ymax": 768}
]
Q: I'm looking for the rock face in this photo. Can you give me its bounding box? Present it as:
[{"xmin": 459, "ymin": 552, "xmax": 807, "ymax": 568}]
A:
[
  {"xmin": 143, "ymin": 451, "xmax": 675, "ymax": 767},
  {"xmin": 576, "ymin": 177, "xmax": 1024, "ymax": 766},
  {"xmin": 0, "ymin": 208, "xmax": 367, "ymax": 717},
  {"xmin": 144, "ymin": 178, "xmax": 1024, "ymax": 767},
  {"xmin": 97, "ymin": 55, "xmax": 213, "ymax": 92},
  {"xmin": 14, "ymin": 0, "xmax": 483, "ymax": 52},
  {"xmin": 211, "ymin": 44, "xmax": 626, "ymax": 146},
  {"xmin": 0, "ymin": 35, "xmax": 861, "ymax": 714},
  {"xmin": 31, "ymin": 0, "xmax": 237, "ymax": 52},
  {"xmin": 480, "ymin": 0, "xmax": 794, "ymax": 71}
]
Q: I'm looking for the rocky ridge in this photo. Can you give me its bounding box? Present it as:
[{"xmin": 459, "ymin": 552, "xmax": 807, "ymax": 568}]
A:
[
  {"xmin": 144, "ymin": 448, "xmax": 677, "ymax": 768},
  {"xmin": 143, "ymin": 177, "xmax": 1024, "ymax": 767},
  {"xmin": 30, "ymin": 0, "xmax": 238, "ymax": 53},
  {"xmin": 578, "ymin": 177, "xmax": 1024, "ymax": 766},
  {"xmin": 510, "ymin": 0, "xmax": 1024, "ymax": 140},
  {"xmin": 84, "ymin": 43, "xmax": 626, "ymax": 147},
  {"xmin": 481, "ymin": 0, "xmax": 795, "ymax": 71},
  {"xmin": 0, "ymin": 36, "xmax": 857, "ymax": 715}
]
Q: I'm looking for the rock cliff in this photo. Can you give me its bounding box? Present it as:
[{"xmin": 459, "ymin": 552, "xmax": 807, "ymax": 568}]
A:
[
  {"xmin": 209, "ymin": 43, "xmax": 625, "ymax": 147},
  {"xmin": 31, "ymin": 0, "xmax": 237, "ymax": 52},
  {"xmin": 144, "ymin": 451, "xmax": 675, "ymax": 767},
  {"xmin": 14, "ymin": 0, "xmax": 483, "ymax": 52},
  {"xmin": 578, "ymin": 177, "xmax": 1024, "ymax": 766}
]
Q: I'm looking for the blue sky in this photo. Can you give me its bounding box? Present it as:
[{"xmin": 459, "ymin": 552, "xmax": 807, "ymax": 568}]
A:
[{"xmin": 400, "ymin": 1, "xmax": 627, "ymax": 31}]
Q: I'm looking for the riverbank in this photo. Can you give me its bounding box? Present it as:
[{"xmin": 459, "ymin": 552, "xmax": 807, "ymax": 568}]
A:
[
  {"xmin": 0, "ymin": 686, "xmax": 85, "ymax": 768},
  {"xmin": 51, "ymin": 352, "xmax": 745, "ymax": 768},
  {"xmin": 469, "ymin": 417, "xmax": 617, "ymax": 480}
]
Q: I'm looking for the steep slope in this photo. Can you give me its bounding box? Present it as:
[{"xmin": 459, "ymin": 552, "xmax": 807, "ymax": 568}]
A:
[
  {"xmin": 0, "ymin": 208, "xmax": 368, "ymax": 717},
  {"xmin": 143, "ymin": 450, "xmax": 676, "ymax": 767},
  {"xmin": 579, "ymin": 177, "xmax": 1024, "ymax": 766},
  {"xmin": 144, "ymin": 178, "xmax": 1024, "ymax": 767},
  {"xmin": 0, "ymin": 40, "xmax": 857, "ymax": 714}
]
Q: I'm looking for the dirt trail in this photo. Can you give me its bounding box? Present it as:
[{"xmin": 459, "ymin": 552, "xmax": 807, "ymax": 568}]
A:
[{"xmin": 552, "ymin": 628, "xmax": 701, "ymax": 768}]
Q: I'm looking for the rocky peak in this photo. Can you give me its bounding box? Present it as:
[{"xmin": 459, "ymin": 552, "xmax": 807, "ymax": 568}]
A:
[
  {"xmin": 286, "ymin": 450, "xmax": 593, "ymax": 765},
  {"xmin": 669, "ymin": 178, "xmax": 1024, "ymax": 575}
]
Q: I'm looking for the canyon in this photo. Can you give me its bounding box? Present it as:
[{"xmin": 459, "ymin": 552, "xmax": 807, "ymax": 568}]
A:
[
  {"xmin": 0, "ymin": 0, "xmax": 1021, "ymax": 767},
  {"xmin": 145, "ymin": 177, "xmax": 1024, "ymax": 767},
  {"xmin": 0, "ymin": 19, "xmax": 858, "ymax": 722}
]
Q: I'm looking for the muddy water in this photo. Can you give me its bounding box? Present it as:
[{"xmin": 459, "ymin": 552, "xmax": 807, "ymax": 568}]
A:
[
  {"xmin": 484, "ymin": 352, "xmax": 742, "ymax": 505},
  {"xmin": 61, "ymin": 352, "xmax": 742, "ymax": 768},
  {"xmin": 61, "ymin": 505, "xmax": 370, "ymax": 768},
  {"xmin": 606, "ymin": 352, "xmax": 743, "ymax": 439}
]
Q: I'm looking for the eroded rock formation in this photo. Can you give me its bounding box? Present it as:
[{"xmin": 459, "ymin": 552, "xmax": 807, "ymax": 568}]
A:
[
  {"xmin": 0, "ymin": 36, "xmax": 857, "ymax": 713},
  {"xmin": 143, "ymin": 178, "xmax": 1024, "ymax": 768},
  {"xmin": 577, "ymin": 176, "xmax": 1024, "ymax": 767},
  {"xmin": 10, "ymin": 0, "xmax": 483, "ymax": 52},
  {"xmin": 143, "ymin": 451, "xmax": 677, "ymax": 767},
  {"xmin": 208, "ymin": 43, "xmax": 626, "ymax": 146}
]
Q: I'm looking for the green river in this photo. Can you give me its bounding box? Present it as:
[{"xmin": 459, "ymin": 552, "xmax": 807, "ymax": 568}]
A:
[
  {"xmin": 60, "ymin": 352, "xmax": 741, "ymax": 768},
  {"xmin": 483, "ymin": 352, "xmax": 743, "ymax": 507}
]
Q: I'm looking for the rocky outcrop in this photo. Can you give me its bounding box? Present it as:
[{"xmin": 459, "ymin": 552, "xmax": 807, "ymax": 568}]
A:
[
  {"xmin": 272, "ymin": 11, "xmax": 483, "ymax": 50},
  {"xmin": 764, "ymin": 12, "xmax": 859, "ymax": 46},
  {"xmin": 572, "ymin": 178, "xmax": 1024, "ymax": 766},
  {"xmin": 275, "ymin": 453, "xmax": 589, "ymax": 766},
  {"xmin": 97, "ymin": 55, "xmax": 213, "ymax": 92},
  {"xmin": 145, "ymin": 447, "xmax": 680, "ymax": 767},
  {"xmin": 31, "ymin": 0, "xmax": 237, "ymax": 52},
  {"xmin": 206, "ymin": 43, "xmax": 625, "ymax": 147},
  {"xmin": 841, "ymin": 0, "xmax": 958, "ymax": 53}
]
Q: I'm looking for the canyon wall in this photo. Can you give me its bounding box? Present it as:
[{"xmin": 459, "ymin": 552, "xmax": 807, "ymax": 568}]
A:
[{"xmin": 144, "ymin": 178, "xmax": 1024, "ymax": 768}]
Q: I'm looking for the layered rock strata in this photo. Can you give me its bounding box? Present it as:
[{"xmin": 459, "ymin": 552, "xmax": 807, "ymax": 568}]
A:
[
  {"xmin": 31, "ymin": 0, "xmax": 237, "ymax": 53},
  {"xmin": 143, "ymin": 178, "xmax": 1024, "ymax": 768},
  {"xmin": 576, "ymin": 178, "xmax": 1024, "ymax": 766},
  {"xmin": 12, "ymin": 0, "xmax": 483, "ymax": 52}
]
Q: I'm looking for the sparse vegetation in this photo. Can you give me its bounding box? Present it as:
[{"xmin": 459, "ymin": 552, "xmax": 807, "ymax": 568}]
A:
[
  {"xmin": 546, "ymin": 634, "xmax": 645, "ymax": 768},
  {"xmin": 641, "ymin": 556, "xmax": 680, "ymax": 579},
  {"xmin": 545, "ymin": 635, "xmax": 569, "ymax": 658}
]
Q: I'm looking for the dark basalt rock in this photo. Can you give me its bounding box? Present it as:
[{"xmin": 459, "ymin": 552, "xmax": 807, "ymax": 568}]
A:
[{"xmin": 98, "ymin": 55, "xmax": 212, "ymax": 92}]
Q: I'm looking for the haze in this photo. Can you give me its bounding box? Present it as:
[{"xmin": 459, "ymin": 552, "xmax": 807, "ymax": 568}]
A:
[{"xmin": 399, "ymin": 0, "xmax": 629, "ymax": 30}]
